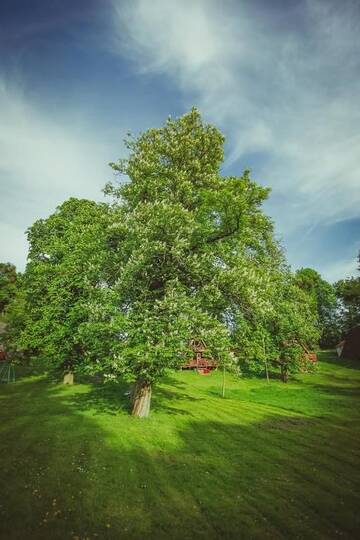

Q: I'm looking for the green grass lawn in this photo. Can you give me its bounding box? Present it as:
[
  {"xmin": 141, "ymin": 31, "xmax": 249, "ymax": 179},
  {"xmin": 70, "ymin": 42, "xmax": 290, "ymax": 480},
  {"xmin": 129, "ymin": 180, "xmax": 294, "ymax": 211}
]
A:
[{"xmin": 0, "ymin": 352, "xmax": 359, "ymax": 540}]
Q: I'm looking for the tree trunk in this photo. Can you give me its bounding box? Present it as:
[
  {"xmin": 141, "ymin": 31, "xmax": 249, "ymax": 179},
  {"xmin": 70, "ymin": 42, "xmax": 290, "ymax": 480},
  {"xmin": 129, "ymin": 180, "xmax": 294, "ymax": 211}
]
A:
[
  {"xmin": 280, "ymin": 364, "xmax": 288, "ymax": 383},
  {"xmin": 63, "ymin": 371, "xmax": 74, "ymax": 385},
  {"xmin": 131, "ymin": 379, "xmax": 152, "ymax": 417}
]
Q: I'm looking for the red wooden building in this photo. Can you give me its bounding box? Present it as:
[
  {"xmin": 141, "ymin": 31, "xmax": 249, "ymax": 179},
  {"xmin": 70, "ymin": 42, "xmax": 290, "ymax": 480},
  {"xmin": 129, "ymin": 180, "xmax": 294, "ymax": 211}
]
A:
[{"xmin": 182, "ymin": 339, "xmax": 218, "ymax": 374}]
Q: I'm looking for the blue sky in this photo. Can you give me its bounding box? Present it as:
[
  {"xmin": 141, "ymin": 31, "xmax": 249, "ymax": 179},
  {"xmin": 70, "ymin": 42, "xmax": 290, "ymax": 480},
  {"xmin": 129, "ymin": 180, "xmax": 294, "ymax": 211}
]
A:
[{"xmin": 0, "ymin": 0, "xmax": 359, "ymax": 282}]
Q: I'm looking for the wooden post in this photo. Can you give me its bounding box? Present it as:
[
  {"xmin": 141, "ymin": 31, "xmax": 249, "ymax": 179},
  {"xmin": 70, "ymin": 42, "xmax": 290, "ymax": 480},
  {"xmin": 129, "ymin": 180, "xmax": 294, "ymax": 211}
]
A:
[
  {"xmin": 221, "ymin": 365, "xmax": 226, "ymax": 398},
  {"xmin": 263, "ymin": 336, "xmax": 270, "ymax": 383}
]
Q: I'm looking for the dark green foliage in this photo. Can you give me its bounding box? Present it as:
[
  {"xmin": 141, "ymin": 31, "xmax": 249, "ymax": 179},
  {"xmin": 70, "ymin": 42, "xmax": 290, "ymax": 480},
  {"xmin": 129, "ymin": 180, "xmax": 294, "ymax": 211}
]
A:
[
  {"xmin": 95, "ymin": 110, "xmax": 278, "ymax": 388},
  {"xmin": 335, "ymin": 274, "xmax": 360, "ymax": 336},
  {"xmin": 232, "ymin": 267, "xmax": 320, "ymax": 380},
  {"xmin": 2, "ymin": 274, "xmax": 29, "ymax": 359},
  {"xmin": 94, "ymin": 109, "xmax": 319, "ymax": 393},
  {"xmin": 295, "ymin": 267, "xmax": 339, "ymax": 347},
  {"xmin": 18, "ymin": 198, "xmax": 111, "ymax": 375},
  {"xmin": 0, "ymin": 262, "xmax": 17, "ymax": 313}
]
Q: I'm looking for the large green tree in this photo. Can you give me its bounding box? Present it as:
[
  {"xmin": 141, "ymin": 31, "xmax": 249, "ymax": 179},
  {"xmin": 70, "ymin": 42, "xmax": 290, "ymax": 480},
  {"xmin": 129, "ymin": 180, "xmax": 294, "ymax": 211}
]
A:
[
  {"xmin": 233, "ymin": 268, "xmax": 319, "ymax": 382},
  {"xmin": 85, "ymin": 108, "xmax": 315, "ymax": 415},
  {"xmin": 270, "ymin": 275, "xmax": 319, "ymax": 381},
  {"xmin": 19, "ymin": 198, "xmax": 110, "ymax": 381}
]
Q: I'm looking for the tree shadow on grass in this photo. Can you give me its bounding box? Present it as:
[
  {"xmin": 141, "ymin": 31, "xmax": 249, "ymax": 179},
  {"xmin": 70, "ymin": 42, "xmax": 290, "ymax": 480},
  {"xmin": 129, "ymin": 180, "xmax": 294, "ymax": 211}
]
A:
[
  {"xmin": 69, "ymin": 378, "xmax": 131, "ymax": 415},
  {"xmin": 161, "ymin": 373, "xmax": 188, "ymax": 389},
  {"xmin": 150, "ymin": 396, "xmax": 195, "ymax": 416},
  {"xmin": 318, "ymin": 350, "xmax": 360, "ymax": 370},
  {"xmin": 151, "ymin": 374, "xmax": 206, "ymax": 416},
  {"xmin": 68, "ymin": 374, "xmax": 203, "ymax": 417},
  {"xmin": 312, "ymin": 383, "xmax": 360, "ymax": 399}
]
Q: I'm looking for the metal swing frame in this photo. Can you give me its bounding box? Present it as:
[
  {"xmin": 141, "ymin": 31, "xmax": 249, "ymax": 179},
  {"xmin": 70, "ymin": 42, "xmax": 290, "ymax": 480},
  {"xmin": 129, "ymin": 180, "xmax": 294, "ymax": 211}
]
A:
[{"xmin": 0, "ymin": 361, "xmax": 15, "ymax": 383}]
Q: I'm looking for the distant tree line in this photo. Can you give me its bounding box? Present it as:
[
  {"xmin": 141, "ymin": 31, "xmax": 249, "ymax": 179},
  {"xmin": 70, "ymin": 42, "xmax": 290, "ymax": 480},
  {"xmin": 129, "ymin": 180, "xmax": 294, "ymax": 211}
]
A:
[
  {"xmin": 293, "ymin": 254, "xmax": 360, "ymax": 347},
  {"xmin": 334, "ymin": 257, "xmax": 360, "ymax": 337},
  {"xmin": 1, "ymin": 110, "xmax": 359, "ymax": 416},
  {"xmin": 0, "ymin": 263, "xmax": 17, "ymax": 314}
]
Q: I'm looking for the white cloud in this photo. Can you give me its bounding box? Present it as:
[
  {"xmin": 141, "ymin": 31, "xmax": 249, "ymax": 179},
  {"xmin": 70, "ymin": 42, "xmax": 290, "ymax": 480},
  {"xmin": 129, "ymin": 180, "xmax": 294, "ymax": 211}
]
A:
[
  {"xmin": 321, "ymin": 255, "xmax": 359, "ymax": 284},
  {"xmin": 0, "ymin": 79, "xmax": 112, "ymax": 196},
  {"xmin": 113, "ymin": 0, "xmax": 360, "ymax": 275},
  {"xmin": 0, "ymin": 79, "xmax": 118, "ymax": 270}
]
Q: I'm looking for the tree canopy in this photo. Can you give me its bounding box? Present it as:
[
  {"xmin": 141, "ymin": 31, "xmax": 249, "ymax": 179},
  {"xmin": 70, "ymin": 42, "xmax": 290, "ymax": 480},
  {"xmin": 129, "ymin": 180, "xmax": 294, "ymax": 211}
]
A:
[
  {"xmin": 17, "ymin": 198, "xmax": 111, "ymax": 378},
  {"xmin": 6, "ymin": 109, "xmax": 323, "ymax": 416},
  {"xmin": 82, "ymin": 109, "xmax": 318, "ymax": 413},
  {"xmin": 295, "ymin": 267, "xmax": 338, "ymax": 346}
]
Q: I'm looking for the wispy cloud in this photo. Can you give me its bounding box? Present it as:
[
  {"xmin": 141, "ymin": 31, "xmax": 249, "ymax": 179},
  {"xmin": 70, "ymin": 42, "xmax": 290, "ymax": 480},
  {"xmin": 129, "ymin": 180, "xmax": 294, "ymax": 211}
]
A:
[
  {"xmin": 113, "ymin": 0, "xmax": 360, "ymax": 278},
  {"xmin": 0, "ymin": 78, "xmax": 117, "ymax": 269},
  {"xmin": 1, "ymin": 0, "xmax": 358, "ymax": 281}
]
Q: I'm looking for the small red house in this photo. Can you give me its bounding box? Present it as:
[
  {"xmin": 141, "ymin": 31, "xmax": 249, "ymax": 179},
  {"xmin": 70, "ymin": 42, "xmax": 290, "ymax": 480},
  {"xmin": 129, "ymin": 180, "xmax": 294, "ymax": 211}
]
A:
[{"xmin": 182, "ymin": 339, "xmax": 218, "ymax": 374}]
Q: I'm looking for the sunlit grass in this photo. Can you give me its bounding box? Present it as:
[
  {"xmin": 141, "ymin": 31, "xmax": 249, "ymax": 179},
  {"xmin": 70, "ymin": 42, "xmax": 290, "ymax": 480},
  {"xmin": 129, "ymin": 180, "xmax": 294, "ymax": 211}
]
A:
[{"xmin": 0, "ymin": 351, "xmax": 359, "ymax": 539}]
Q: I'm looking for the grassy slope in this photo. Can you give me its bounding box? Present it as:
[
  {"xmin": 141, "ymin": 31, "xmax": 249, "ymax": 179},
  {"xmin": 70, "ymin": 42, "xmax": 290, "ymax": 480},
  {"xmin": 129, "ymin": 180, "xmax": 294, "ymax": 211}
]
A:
[{"xmin": 0, "ymin": 352, "xmax": 359, "ymax": 540}]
